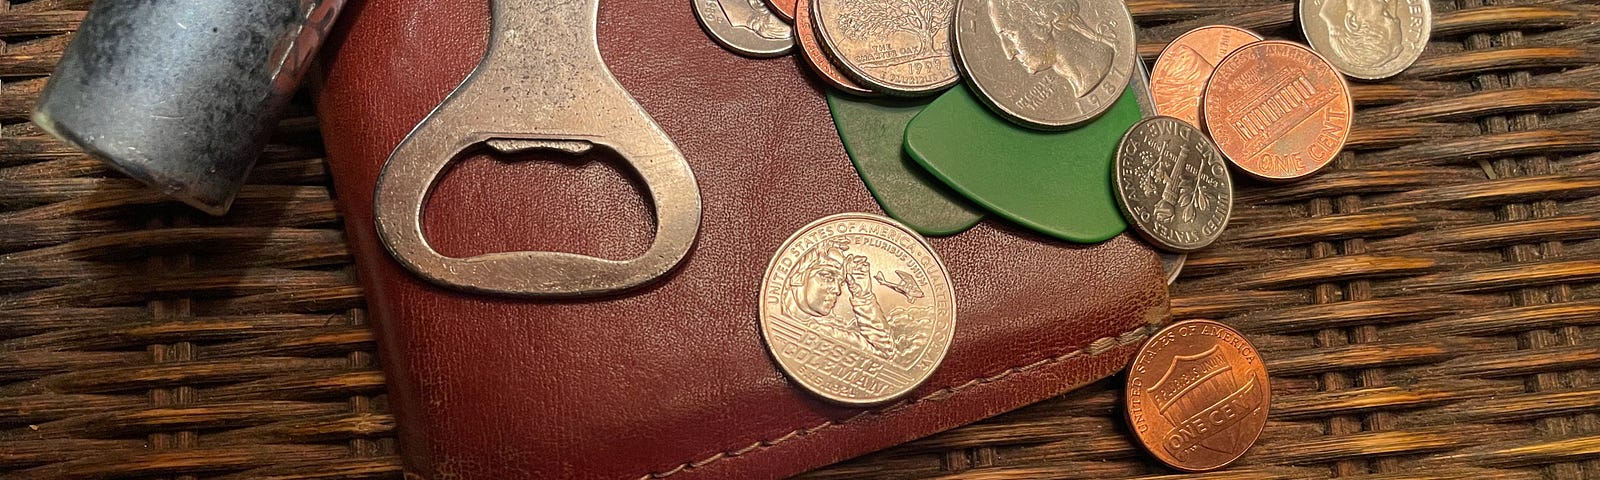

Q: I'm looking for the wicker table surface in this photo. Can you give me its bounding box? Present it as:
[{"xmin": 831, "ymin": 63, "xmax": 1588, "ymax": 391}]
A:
[{"xmin": 4, "ymin": 0, "xmax": 1600, "ymax": 478}]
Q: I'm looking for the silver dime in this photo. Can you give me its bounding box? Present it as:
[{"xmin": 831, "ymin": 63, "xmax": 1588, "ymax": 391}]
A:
[
  {"xmin": 953, "ymin": 0, "xmax": 1137, "ymax": 130},
  {"xmin": 1137, "ymin": 43, "xmax": 1190, "ymax": 281},
  {"xmin": 695, "ymin": 0, "xmax": 796, "ymax": 58},
  {"xmin": 1114, "ymin": 116, "xmax": 1233, "ymax": 253},
  {"xmin": 812, "ymin": 0, "xmax": 959, "ymax": 96},
  {"xmin": 1299, "ymin": 0, "xmax": 1431, "ymax": 80}
]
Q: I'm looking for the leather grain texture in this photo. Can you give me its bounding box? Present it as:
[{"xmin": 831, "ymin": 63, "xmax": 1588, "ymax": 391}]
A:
[{"xmin": 314, "ymin": 1, "xmax": 1170, "ymax": 479}]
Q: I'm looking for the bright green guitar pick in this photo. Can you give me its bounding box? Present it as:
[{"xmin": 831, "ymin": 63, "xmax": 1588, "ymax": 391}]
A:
[
  {"xmin": 904, "ymin": 84, "xmax": 1141, "ymax": 244},
  {"xmin": 828, "ymin": 93, "xmax": 984, "ymax": 237}
]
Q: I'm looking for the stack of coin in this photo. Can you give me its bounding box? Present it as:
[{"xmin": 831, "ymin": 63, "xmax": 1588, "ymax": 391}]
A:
[
  {"xmin": 694, "ymin": 0, "xmax": 796, "ymax": 58},
  {"xmin": 1129, "ymin": 0, "xmax": 1431, "ymax": 253},
  {"xmin": 694, "ymin": 0, "xmax": 1433, "ymax": 473}
]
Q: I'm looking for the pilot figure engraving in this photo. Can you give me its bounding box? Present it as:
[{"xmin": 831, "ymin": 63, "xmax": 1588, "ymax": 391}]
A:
[
  {"xmin": 781, "ymin": 237, "xmax": 898, "ymax": 358},
  {"xmin": 985, "ymin": 0, "xmax": 1116, "ymax": 99}
]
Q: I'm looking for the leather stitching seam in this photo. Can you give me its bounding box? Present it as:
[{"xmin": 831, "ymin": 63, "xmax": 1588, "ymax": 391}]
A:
[{"xmin": 637, "ymin": 324, "xmax": 1157, "ymax": 479}]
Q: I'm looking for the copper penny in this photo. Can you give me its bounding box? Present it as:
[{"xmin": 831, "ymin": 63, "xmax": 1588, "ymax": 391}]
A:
[
  {"xmin": 1202, "ymin": 40, "xmax": 1351, "ymax": 181},
  {"xmin": 1150, "ymin": 26, "xmax": 1262, "ymax": 128},
  {"xmin": 795, "ymin": 0, "xmax": 875, "ymax": 96},
  {"xmin": 765, "ymin": 0, "xmax": 798, "ymax": 21},
  {"xmin": 1126, "ymin": 320, "xmax": 1269, "ymax": 472}
]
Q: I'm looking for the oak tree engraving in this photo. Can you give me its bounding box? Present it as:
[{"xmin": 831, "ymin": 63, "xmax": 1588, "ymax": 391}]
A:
[{"xmin": 835, "ymin": 0, "xmax": 951, "ymax": 62}]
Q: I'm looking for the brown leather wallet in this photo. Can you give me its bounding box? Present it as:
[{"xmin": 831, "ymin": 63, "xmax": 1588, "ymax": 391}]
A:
[{"xmin": 314, "ymin": 1, "xmax": 1170, "ymax": 478}]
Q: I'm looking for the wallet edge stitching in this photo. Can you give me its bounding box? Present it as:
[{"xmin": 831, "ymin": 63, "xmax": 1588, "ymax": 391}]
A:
[{"xmin": 638, "ymin": 324, "xmax": 1157, "ymax": 480}]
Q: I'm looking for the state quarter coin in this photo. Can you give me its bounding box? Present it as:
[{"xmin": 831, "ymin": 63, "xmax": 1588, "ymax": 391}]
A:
[
  {"xmin": 1126, "ymin": 320, "xmax": 1270, "ymax": 472},
  {"xmin": 797, "ymin": 0, "xmax": 877, "ymax": 96},
  {"xmin": 953, "ymin": 0, "xmax": 1137, "ymax": 129},
  {"xmin": 1300, "ymin": 0, "xmax": 1431, "ymax": 80},
  {"xmin": 695, "ymin": 0, "xmax": 796, "ymax": 58},
  {"xmin": 761, "ymin": 213, "xmax": 956, "ymax": 405},
  {"xmin": 813, "ymin": 0, "xmax": 960, "ymax": 96},
  {"xmin": 1202, "ymin": 41, "xmax": 1351, "ymax": 181},
  {"xmin": 1114, "ymin": 116, "xmax": 1233, "ymax": 253},
  {"xmin": 1150, "ymin": 25, "xmax": 1263, "ymax": 128}
]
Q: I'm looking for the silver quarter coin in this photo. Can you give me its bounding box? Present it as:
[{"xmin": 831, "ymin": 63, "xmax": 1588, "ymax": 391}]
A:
[
  {"xmin": 812, "ymin": 0, "xmax": 959, "ymax": 96},
  {"xmin": 1299, "ymin": 0, "xmax": 1431, "ymax": 80},
  {"xmin": 695, "ymin": 0, "xmax": 796, "ymax": 58},
  {"xmin": 1114, "ymin": 116, "xmax": 1233, "ymax": 253},
  {"xmin": 761, "ymin": 213, "xmax": 956, "ymax": 405},
  {"xmin": 953, "ymin": 0, "xmax": 1138, "ymax": 130},
  {"xmin": 1131, "ymin": 49, "xmax": 1156, "ymax": 117},
  {"xmin": 1161, "ymin": 252, "xmax": 1186, "ymax": 285}
]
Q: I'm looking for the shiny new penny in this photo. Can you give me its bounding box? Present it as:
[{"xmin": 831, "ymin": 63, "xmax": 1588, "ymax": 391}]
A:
[
  {"xmin": 695, "ymin": 0, "xmax": 795, "ymax": 58},
  {"xmin": 796, "ymin": 0, "xmax": 875, "ymax": 96},
  {"xmin": 954, "ymin": 0, "xmax": 1138, "ymax": 130},
  {"xmin": 1202, "ymin": 41, "xmax": 1351, "ymax": 181},
  {"xmin": 1150, "ymin": 25, "xmax": 1263, "ymax": 127},
  {"xmin": 761, "ymin": 213, "xmax": 955, "ymax": 405},
  {"xmin": 1126, "ymin": 320, "xmax": 1270, "ymax": 472},
  {"xmin": 765, "ymin": 0, "xmax": 798, "ymax": 21},
  {"xmin": 1300, "ymin": 0, "xmax": 1431, "ymax": 80},
  {"xmin": 813, "ymin": 0, "xmax": 958, "ymax": 96},
  {"xmin": 1114, "ymin": 116, "xmax": 1233, "ymax": 253}
]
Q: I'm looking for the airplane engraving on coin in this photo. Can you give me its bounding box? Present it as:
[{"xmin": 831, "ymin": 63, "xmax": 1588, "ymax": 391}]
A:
[{"xmin": 875, "ymin": 270, "xmax": 925, "ymax": 301}]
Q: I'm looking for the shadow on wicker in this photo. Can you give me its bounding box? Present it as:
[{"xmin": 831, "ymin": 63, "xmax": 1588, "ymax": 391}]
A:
[{"xmin": 4, "ymin": 0, "xmax": 1600, "ymax": 478}]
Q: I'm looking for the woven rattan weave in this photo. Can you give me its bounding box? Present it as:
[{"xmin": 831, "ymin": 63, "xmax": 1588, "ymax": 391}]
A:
[{"xmin": 4, "ymin": 0, "xmax": 1599, "ymax": 478}]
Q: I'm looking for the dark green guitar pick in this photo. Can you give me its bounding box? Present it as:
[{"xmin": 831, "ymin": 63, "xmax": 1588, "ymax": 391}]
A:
[
  {"xmin": 828, "ymin": 92, "xmax": 984, "ymax": 237},
  {"xmin": 904, "ymin": 84, "xmax": 1141, "ymax": 244}
]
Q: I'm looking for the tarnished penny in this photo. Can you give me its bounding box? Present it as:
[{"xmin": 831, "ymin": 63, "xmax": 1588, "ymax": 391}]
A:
[
  {"xmin": 761, "ymin": 213, "xmax": 956, "ymax": 405},
  {"xmin": 765, "ymin": 0, "xmax": 798, "ymax": 21},
  {"xmin": 1202, "ymin": 41, "xmax": 1351, "ymax": 181},
  {"xmin": 695, "ymin": 0, "xmax": 795, "ymax": 58},
  {"xmin": 953, "ymin": 0, "xmax": 1137, "ymax": 130},
  {"xmin": 1114, "ymin": 116, "xmax": 1233, "ymax": 253},
  {"xmin": 813, "ymin": 0, "xmax": 959, "ymax": 96},
  {"xmin": 1150, "ymin": 25, "xmax": 1262, "ymax": 127},
  {"xmin": 1300, "ymin": 0, "xmax": 1431, "ymax": 80},
  {"xmin": 796, "ymin": 0, "xmax": 875, "ymax": 96},
  {"xmin": 1126, "ymin": 320, "xmax": 1269, "ymax": 472}
]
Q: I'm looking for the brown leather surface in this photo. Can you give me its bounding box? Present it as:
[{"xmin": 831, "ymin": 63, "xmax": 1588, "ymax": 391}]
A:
[{"xmin": 315, "ymin": 1, "xmax": 1170, "ymax": 479}]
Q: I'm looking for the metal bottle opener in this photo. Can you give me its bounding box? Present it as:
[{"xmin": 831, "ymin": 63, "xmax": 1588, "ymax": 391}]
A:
[{"xmin": 373, "ymin": 0, "xmax": 702, "ymax": 297}]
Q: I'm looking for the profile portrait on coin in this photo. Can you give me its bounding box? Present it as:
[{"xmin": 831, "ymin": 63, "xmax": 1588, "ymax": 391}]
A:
[
  {"xmin": 720, "ymin": 0, "xmax": 791, "ymax": 40},
  {"xmin": 1151, "ymin": 47, "xmax": 1209, "ymax": 122},
  {"xmin": 985, "ymin": 0, "xmax": 1114, "ymax": 99},
  {"xmin": 1314, "ymin": 0, "xmax": 1403, "ymax": 66},
  {"xmin": 780, "ymin": 237, "xmax": 932, "ymax": 360}
]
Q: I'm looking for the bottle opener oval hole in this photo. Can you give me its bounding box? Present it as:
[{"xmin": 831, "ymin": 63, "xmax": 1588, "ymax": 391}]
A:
[{"xmin": 421, "ymin": 141, "xmax": 657, "ymax": 262}]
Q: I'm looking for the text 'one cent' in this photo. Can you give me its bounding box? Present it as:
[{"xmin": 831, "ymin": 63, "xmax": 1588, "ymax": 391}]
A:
[{"xmin": 1126, "ymin": 319, "xmax": 1269, "ymax": 472}]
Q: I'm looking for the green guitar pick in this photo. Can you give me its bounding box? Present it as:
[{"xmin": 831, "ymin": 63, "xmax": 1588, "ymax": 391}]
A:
[
  {"xmin": 828, "ymin": 93, "xmax": 984, "ymax": 237},
  {"xmin": 904, "ymin": 84, "xmax": 1141, "ymax": 244}
]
